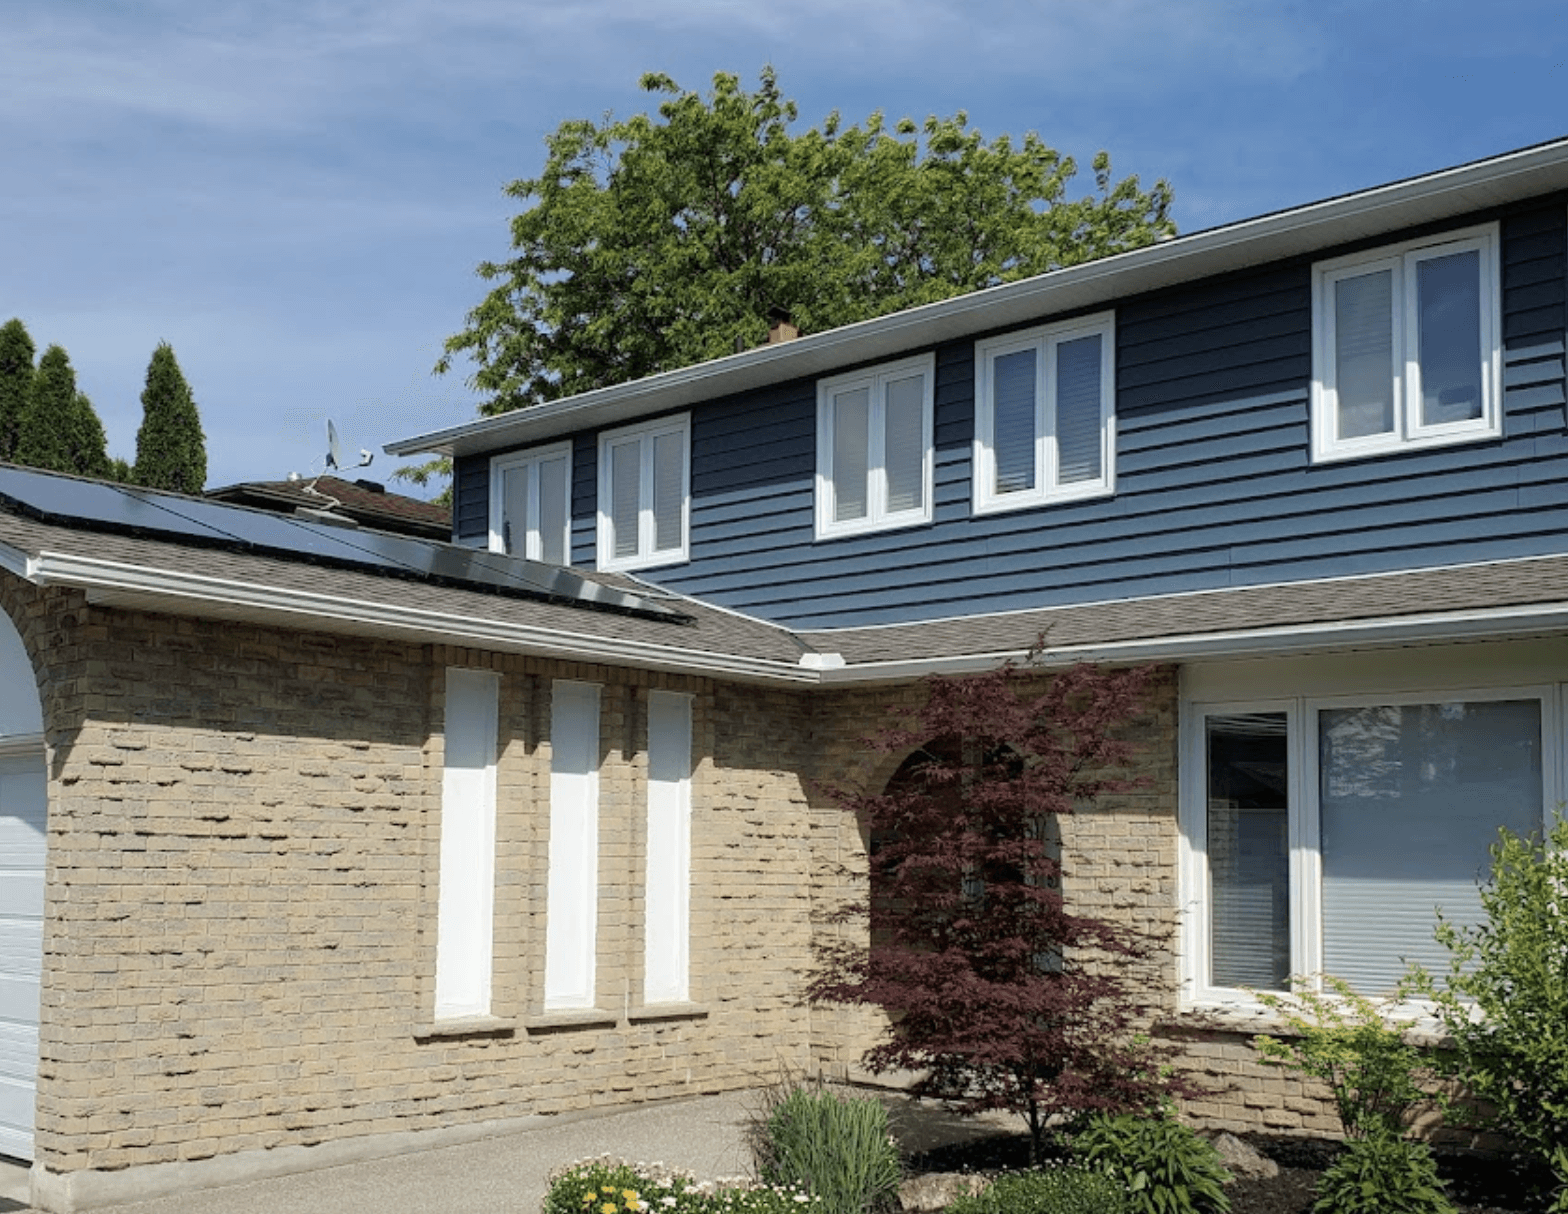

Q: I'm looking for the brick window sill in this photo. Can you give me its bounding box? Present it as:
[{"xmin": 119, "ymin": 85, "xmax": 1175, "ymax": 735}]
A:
[
  {"xmin": 627, "ymin": 1002, "xmax": 709, "ymax": 1023},
  {"xmin": 413, "ymin": 1015, "xmax": 517, "ymax": 1040}
]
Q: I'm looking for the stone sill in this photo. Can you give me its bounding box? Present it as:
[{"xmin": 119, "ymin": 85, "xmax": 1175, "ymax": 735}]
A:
[
  {"xmin": 1163, "ymin": 1003, "xmax": 1456, "ymax": 1048},
  {"xmin": 626, "ymin": 1002, "xmax": 709, "ymax": 1023},
  {"xmin": 523, "ymin": 1008, "xmax": 620, "ymax": 1032},
  {"xmin": 412, "ymin": 1015, "xmax": 517, "ymax": 1040}
]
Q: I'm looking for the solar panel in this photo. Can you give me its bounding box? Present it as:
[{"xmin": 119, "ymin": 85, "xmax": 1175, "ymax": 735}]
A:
[{"xmin": 0, "ymin": 464, "xmax": 691, "ymax": 623}]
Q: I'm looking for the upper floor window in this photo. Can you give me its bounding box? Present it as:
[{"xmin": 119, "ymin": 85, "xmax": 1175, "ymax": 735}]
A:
[
  {"xmin": 815, "ymin": 354, "xmax": 934, "ymax": 539},
  {"xmin": 490, "ymin": 443, "xmax": 571, "ymax": 564},
  {"xmin": 973, "ymin": 312, "xmax": 1115, "ymax": 515},
  {"xmin": 597, "ymin": 415, "xmax": 689, "ymax": 572},
  {"xmin": 1311, "ymin": 224, "xmax": 1502, "ymax": 462}
]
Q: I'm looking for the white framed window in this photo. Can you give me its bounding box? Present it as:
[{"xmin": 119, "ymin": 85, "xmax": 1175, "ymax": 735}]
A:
[
  {"xmin": 1311, "ymin": 223, "xmax": 1502, "ymax": 462},
  {"xmin": 597, "ymin": 415, "xmax": 689, "ymax": 572},
  {"xmin": 1179, "ymin": 646, "xmax": 1559, "ymax": 1010},
  {"xmin": 545, "ymin": 679, "xmax": 600, "ymax": 1011},
  {"xmin": 643, "ymin": 690, "xmax": 693, "ymax": 1005},
  {"xmin": 815, "ymin": 354, "xmax": 934, "ymax": 539},
  {"xmin": 490, "ymin": 443, "xmax": 572, "ymax": 564},
  {"xmin": 973, "ymin": 311, "xmax": 1115, "ymax": 515}
]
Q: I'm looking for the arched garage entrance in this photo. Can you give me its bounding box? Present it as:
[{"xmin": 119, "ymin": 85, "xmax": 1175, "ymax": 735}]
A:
[{"xmin": 0, "ymin": 609, "xmax": 44, "ymax": 1160}]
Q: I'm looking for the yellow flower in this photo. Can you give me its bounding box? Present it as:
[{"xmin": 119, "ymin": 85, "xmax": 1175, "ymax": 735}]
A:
[
  {"xmin": 602, "ymin": 1204, "xmax": 617, "ymax": 1213},
  {"xmin": 623, "ymin": 1192, "xmax": 640, "ymax": 1203}
]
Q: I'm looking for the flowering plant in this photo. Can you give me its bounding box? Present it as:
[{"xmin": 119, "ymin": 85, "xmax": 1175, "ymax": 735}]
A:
[{"xmin": 545, "ymin": 1157, "xmax": 820, "ymax": 1214}]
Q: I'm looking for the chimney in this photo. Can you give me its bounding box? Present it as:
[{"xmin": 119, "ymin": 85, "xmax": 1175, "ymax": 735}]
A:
[{"xmin": 766, "ymin": 307, "xmax": 799, "ymax": 345}]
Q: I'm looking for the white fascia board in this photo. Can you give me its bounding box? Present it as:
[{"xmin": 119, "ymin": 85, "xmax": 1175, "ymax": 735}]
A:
[
  {"xmin": 814, "ymin": 600, "xmax": 1568, "ymax": 683},
  {"xmin": 386, "ymin": 139, "xmax": 1568, "ymax": 460},
  {"xmin": 26, "ymin": 552, "xmax": 817, "ymax": 686}
]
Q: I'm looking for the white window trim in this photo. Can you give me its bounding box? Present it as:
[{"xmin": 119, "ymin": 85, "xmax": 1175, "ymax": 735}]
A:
[
  {"xmin": 1310, "ymin": 223, "xmax": 1502, "ymax": 464},
  {"xmin": 489, "ymin": 442, "xmax": 573, "ymax": 561},
  {"xmin": 596, "ymin": 414, "xmax": 691, "ymax": 573},
  {"xmin": 1178, "ymin": 647, "xmax": 1563, "ymax": 1017},
  {"xmin": 544, "ymin": 679, "xmax": 601, "ymax": 1011},
  {"xmin": 815, "ymin": 353, "xmax": 935, "ymax": 540},
  {"xmin": 972, "ymin": 311, "xmax": 1116, "ymax": 516},
  {"xmin": 643, "ymin": 690, "xmax": 694, "ymax": 1005}
]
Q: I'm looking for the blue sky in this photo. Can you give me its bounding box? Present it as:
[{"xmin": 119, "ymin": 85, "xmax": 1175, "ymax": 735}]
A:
[{"xmin": 4, "ymin": 1, "xmax": 1566, "ymax": 495}]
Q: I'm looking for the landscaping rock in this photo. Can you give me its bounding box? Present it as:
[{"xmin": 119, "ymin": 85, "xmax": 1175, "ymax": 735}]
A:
[
  {"xmin": 1209, "ymin": 1132, "xmax": 1279, "ymax": 1181},
  {"xmin": 898, "ymin": 1172, "xmax": 989, "ymax": 1212}
]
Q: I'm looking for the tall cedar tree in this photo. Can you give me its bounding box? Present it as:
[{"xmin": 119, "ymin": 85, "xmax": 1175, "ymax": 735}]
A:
[
  {"xmin": 809, "ymin": 660, "xmax": 1198, "ymax": 1164},
  {"xmin": 14, "ymin": 346, "xmax": 111, "ymax": 479},
  {"xmin": 133, "ymin": 342, "xmax": 207, "ymax": 493},
  {"xmin": 440, "ymin": 68, "xmax": 1175, "ymax": 415},
  {"xmin": 0, "ymin": 318, "xmax": 36, "ymax": 461}
]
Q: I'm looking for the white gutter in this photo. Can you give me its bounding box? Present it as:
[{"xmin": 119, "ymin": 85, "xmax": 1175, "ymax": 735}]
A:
[
  {"xmin": 388, "ymin": 138, "xmax": 1568, "ymax": 458},
  {"xmin": 25, "ymin": 552, "xmax": 818, "ymax": 686},
  {"xmin": 18, "ymin": 551, "xmax": 1568, "ymax": 688}
]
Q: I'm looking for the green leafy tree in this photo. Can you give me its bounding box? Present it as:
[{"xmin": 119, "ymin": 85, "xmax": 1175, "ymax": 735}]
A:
[
  {"xmin": 441, "ymin": 68, "xmax": 1175, "ymax": 415},
  {"xmin": 133, "ymin": 342, "xmax": 207, "ymax": 493},
  {"xmin": 14, "ymin": 345, "xmax": 111, "ymax": 478},
  {"xmin": 0, "ymin": 318, "xmax": 36, "ymax": 461},
  {"xmin": 1407, "ymin": 820, "xmax": 1568, "ymax": 1212}
]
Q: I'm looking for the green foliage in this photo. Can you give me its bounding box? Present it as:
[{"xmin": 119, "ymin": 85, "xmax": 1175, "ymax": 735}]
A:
[
  {"xmin": 755, "ymin": 1083, "xmax": 900, "ymax": 1214},
  {"xmin": 1310, "ymin": 1133, "xmax": 1456, "ymax": 1214},
  {"xmin": 390, "ymin": 454, "xmax": 454, "ymax": 508},
  {"xmin": 443, "ymin": 67, "xmax": 1174, "ymax": 415},
  {"xmin": 543, "ymin": 1158, "xmax": 819, "ymax": 1214},
  {"xmin": 1071, "ymin": 1113, "xmax": 1231, "ymax": 1214},
  {"xmin": 1406, "ymin": 819, "xmax": 1568, "ymax": 1212},
  {"xmin": 14, "ymin": 346, "xmax": 110, "ymax": 478},
  {"xmin": 0, "ymin": 317, "xmax": 36, "ymax": 461},
  {"xmin": 1251, "ymin": 976, "xmax": 1440, "ymax": 1139},
  {"xmin": 946, "ymin": 1165, "xmax": 1130, "ymax": 1214},
  {"xmin": 133, "ymin": 342, "xmax": 207, "ymax": 493}
]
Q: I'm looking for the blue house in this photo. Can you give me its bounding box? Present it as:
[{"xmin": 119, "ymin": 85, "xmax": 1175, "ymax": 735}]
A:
[{"xmin": 390, "ymin": 135, "xmax": 1568, "ymax": 1046}]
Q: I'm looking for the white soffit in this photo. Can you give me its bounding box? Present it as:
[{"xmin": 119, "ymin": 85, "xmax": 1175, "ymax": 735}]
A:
[{"xmin": 387, "ymin": 138, "xmax": 1568, "ymax": 459}]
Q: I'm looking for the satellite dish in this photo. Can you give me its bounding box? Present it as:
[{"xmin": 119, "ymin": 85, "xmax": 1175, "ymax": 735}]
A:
[{"xmin": 326, "ymin": 420, "xmax": 343, "ymax": 470}]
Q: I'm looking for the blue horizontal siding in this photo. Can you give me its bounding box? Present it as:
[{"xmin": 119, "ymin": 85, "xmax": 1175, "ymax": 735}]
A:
[{"xmin": 457, "ymin": 200, "xmax": 1568, "ymax": 629}]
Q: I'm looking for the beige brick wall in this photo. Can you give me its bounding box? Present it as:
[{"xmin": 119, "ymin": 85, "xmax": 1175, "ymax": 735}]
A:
[
  {"xmin": 0, "ymin": 577, "xmax": 821, "ymax": 1176},
  {"xmin": 0, "ymin": 570, "xmax": 1352, "ymax": 1180}
]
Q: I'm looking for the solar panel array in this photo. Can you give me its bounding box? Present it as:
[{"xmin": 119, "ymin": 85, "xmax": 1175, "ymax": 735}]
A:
[{"xmin": 0, "ymin": 464, "xmax": 691, "ymax": 623}]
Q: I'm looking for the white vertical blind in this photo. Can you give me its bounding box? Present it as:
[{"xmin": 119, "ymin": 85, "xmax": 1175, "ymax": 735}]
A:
[
  {"xmin": 537, "ymin": 455, "xmax": 569, "ymax": 565},
  {"xmin": 1055, "ymin": 335, "xmax": 1103, "ymax": 484},
  {"xmin": 500, "ymin": 464, "xmax": 529, "ymax": 557},
  {"xmin": 546, "ymin": 680, "xmax": 600, "ymax": 1010},
  {"xmin": 832, "ymin": 386, "xmax": 870, "ymax": 521},
  {"xmin": 610, "ymin": 441, "xmax": 640, "ymax": 559},
  {"xmin": 992, "ymin": 349, "xmax": 1036, "ymax": 494},
  {"xmin": 434, "ymin": 668, "xmax": 500, "ymax": 1020},
  {"xmin": 883, "ymin": 374, "xmax": 925, "ymax": 515},
  {"xmin": 1205, "ymin": 713, "xmax": 1290, "ymax": 991},
  {"xmin": 1333, "ymin": 269, "xmax": 1396, "ymax": 439},
  {"xmin": 652, "ymin": 432, "xmax": 684, "ymax": 552},
  {"xmin": 644, "ymin": 691, "xmax": 693, "ymax": 1005},
  {"xmin": 1319, "ymin": 699, "xmax": 1542, "ymax": 993}
]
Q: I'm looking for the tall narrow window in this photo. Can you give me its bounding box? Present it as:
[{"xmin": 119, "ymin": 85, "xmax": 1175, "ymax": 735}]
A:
[
  {"xmin": 490, "ymin": 444, "xmax": 572, "ymax": 564},
  {"xmin": 974, "ymin": 313, "xmax": 1116, "ymax": 515},
  {"xmin": 597, "ymin": 416, "xmax": 690, "ymax": 571},
  {"xmin": 643, "ymin": 691, "xmax": 693, "ymax": 1004},
  {"xmin": 545, "ymin": 680, "xmax": 600, "ymax": 1010},
  {"xmin": 433, "ymin": 668, "xmax": 500, "ymax": 1021},
  {"xmin": 1311, "ymin": 224, "xmax": 1500, "ymax": 461},
  {"xmin": 815, "ymin": 354, "xmax": 934, "ymax": 539}
]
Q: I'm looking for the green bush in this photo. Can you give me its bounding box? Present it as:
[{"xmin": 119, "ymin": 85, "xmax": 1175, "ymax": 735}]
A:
[
  {"xmin": 1252, "ymin": 975, "xmax": 1441, "ymax": 1139},
  {"xmin": 1406, "ymin": 819, "xmax": 1568, "ymax": 1212},
  {"xmin": 756, "ymin": 1083, "xmax": 900, "ymax": 1214},
  {"xmin": 1311, "ymin": 1133, "xmax": 1455, "ymax": 1214},
  {"xmin": 1071, "ymin": 1113, "xmax": 1231, "ymax": 1214},
  {"xmin": 947, "ymin": 1165, "xmax": 1130, "ymax": 1214}
]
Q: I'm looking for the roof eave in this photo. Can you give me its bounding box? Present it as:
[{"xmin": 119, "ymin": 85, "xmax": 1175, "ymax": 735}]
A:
[{"xmin": 386, "ymin": 137, "xmax": 1568, "ymax": 459}]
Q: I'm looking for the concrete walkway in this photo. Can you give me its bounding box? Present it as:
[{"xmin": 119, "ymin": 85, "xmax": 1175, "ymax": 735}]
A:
[{"xmin": 4, "ymin": 1090, "xmax": 1016, "ymax": 1214}]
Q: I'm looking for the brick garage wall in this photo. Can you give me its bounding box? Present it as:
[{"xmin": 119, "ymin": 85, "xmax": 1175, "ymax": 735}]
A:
[
  {"xmin": 799, "ymin": 666, "xmax": 1346, "ymax": 1137},
  {"xmin": 0, "ymin": 576, "xmax": 819, "ymax": 1177}
]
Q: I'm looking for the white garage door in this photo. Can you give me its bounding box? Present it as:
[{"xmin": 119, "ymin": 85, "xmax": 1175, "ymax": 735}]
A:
[{"xmin": 0, "ymin": 751, "xmax": 45, "ymax": 1161}]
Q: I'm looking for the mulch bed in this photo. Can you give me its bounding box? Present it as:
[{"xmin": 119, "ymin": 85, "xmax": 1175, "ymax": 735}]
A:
[{"xmin": 906, "ymin": 1131, "xmax": 1549, "ymax": 1213}]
